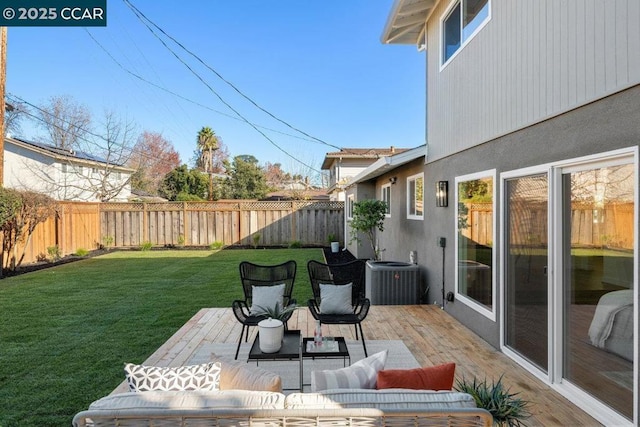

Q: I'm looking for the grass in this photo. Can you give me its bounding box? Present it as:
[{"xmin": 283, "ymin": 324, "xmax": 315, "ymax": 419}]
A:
[{"xmin": 0, "ymin": 248, "xmax": 324, "ymax": 427}]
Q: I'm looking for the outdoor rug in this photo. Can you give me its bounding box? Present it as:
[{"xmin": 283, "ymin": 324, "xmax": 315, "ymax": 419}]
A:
[{"xmin": 192, "ymin": 340, "xmax": 420, "ymax": 392}]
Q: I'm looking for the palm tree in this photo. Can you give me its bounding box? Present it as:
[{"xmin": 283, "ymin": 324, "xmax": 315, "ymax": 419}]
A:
[{"xmin": 197, "ymin": 127, "xmax": 219, "ymax": 200}]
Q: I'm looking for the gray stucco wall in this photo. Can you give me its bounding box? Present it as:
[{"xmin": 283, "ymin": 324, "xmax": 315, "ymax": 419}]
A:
[{"xmin": 374, "ymin": 84, "xmax": 639, "ymax": 350}]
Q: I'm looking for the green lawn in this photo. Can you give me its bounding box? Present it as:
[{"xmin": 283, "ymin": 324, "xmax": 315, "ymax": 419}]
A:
[{"xmin": 0, "ymin": 248, "xmax": 324, "ymax": 427}]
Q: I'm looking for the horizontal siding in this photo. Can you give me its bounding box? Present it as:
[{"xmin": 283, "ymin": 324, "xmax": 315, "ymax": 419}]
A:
[{"xmin": 426, "ymin": 0, "xmax": 640, "ymax": 161}]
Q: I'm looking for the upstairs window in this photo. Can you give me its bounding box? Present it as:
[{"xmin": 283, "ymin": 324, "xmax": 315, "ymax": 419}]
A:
[
  {"xmin": 442, "ymin": 0, "xmax": 490, "ymax": 64},
  {"xmin": 381, "ymin": 184, "xmax": 391, "ymax": 217}
]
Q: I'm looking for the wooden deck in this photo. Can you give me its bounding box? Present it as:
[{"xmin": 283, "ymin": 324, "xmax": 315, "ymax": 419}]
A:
[{"xmin": 113, "ymin": 305, "xmax": 602, "ymax": 426}]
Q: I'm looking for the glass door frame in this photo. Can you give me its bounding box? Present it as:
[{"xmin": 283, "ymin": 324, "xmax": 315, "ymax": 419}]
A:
[{"xmin": 499, "ymin": 147, "xmax": 638, "ymax": 426}]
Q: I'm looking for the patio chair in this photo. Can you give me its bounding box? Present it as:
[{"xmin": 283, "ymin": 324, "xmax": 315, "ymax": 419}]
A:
[
  {"xmin": 307, "ymin": 259, "xmax": 369, "ymax": 357},
  {"xmin": 232, "ymin": 260, "xmax": 297, "ymax": 359}
]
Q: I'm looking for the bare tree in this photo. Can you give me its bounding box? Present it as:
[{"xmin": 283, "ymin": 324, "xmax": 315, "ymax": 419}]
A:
[
  {"xmin": 4, "ymin": 100, "xmax": 28, "ymax": 137},
  {"xmin": 17, "ymin": 110, "xmax": 136, "ymax": 202},
  {"xmin": 128, "ymin": 131, "xmax": 181, "ymax": 195},
  {"xmin": 38, "ymin": 95, "xmax": 91, "ymax": 150}
]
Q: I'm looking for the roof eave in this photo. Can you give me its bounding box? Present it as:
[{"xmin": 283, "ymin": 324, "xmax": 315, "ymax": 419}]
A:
[
  {"xmin": 350, "ymin": 145, "xmax": 427, "ymax": 185},
  {"xmin": 381, "ymin": 0, "xmax": 437, "ymax": 47}
]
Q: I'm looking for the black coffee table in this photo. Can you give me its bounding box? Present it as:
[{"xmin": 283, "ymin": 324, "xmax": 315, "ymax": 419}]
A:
[{"xmin": 248, "ymin": 330, "xmax": 302, "ymax": 390}]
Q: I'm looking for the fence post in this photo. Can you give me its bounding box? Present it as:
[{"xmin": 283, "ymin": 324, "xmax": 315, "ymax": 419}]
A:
[
  {"xmin": 142, "ymin": 203, "xmax": 148, "ymax": 244},
  {"xmin": 183, "ymin": 201, "xmax": 188, "ymax": 245},
  {"xmin": 291, "ymin": 201, "xmax": 296, "ymax": 244}
]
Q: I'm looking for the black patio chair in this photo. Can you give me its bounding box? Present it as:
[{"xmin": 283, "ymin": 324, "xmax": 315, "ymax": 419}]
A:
[
  {"xmin": 231, "ymin": 260, "xmax": 297, "ymax": 359},
  {"xmin": 307, "ymin": 259, "xmax": 369, "ymax": 357}
]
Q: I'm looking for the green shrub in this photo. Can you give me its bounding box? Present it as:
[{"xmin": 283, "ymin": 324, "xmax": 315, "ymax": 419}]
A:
[
  {"xmin": 252, "ymin": 233, "xmax": 261, "ymax": 249},
  {"xmin": 177, "ymin": 234, "xmax": 186, "ymax": 246},
  {"xmin": 140, "ymin": 241, "xmax": 153, "ymax": 251},
  {"xmin": 455, "ymin": 375, "xmax": 530, "ymax": 426},
  {"xmin": 75, "ymin": 248, "xmax": 89, "ymax": 257},
  {"xmin": 46, "ymin": 245, "xmax": 61, "ymax": 262},
  {"xmin": 209, "ymin": 241, "xmax": 224, "ymax": 250},
  {"xmin": 101, "ymin": 235, "xmax": 114, "ymax": 249},
  {"xmin": 289, "ymin": 240, "xmax": 302, "ymax": 248}
]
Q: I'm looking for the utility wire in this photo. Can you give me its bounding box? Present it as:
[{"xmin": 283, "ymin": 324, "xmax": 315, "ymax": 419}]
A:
[
  {"xmin": 122, "ymin": 0, "xmax": 341, "ymax": 152},
  {"xmin": 84, "ymin": 29, "xmax": 324, "ymax": 145},
  {"xmin": 122, "ymin": 1, "xmax": 323, "ymax": 174}
]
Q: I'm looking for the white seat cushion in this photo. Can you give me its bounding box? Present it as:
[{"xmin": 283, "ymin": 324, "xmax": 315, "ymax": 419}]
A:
[
  {"xmin": 285, "ymin": 389, "xmax": 477, "ymax": 410},
  {"xmin": 90, "ymin": 390, "xmax": 286, "ymax": 411}
]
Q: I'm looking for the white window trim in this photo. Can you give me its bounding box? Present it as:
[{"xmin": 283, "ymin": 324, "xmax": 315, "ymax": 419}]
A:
[
  {"xmin": 439, "ymin": 0, "xmax": 492, "ymax": 70},
  {"xmin": 381, "ymin": 183, "xmax": 391, "ymax": 218},
  {"xmin": 346, "ymin": 194, "xmax": 354, "ymax": 220},
  {"xmin": 406, "ymin": 172, "xmax": 424, "ymax": 220},
  {"xmin": 454, "ymin": 169, "xmax": 497, "ymax": 321}
]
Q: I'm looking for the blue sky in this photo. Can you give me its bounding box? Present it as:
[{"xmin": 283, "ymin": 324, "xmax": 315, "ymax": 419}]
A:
[{"xmin": 6, "ymin": 0, "xmax": 425, "ymax": 182}]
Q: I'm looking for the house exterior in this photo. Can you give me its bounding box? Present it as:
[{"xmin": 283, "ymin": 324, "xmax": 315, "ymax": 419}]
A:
[
  {"xmin": 4, "ymin": 137, "xmax": 133, "ymax": 202},
  {"xmin": 322, "ymin": 147, "xmax": 408, "ymax": 201},
  {"xmin": 347, "ymin": 1, "xmax": 639, "ymax": 425}
]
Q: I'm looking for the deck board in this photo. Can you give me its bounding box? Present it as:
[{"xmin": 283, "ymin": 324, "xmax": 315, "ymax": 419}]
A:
[{"xmin": 112, "ymin": 305, "xmax": 602, "ymax": 426}]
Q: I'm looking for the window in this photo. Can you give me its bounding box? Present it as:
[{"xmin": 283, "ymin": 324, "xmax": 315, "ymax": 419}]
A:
[
  {"xmin": 92, "ymin": 167, "xmax": 98, "ymax": 175},
  {"xmin": 442, "ymin": 0, "xmax": 490, "ymax": 64},
  {"xmin": 347, "ymin": 194, "xmax": 354, "ymax": 219},
  {"xmin": 381, "ymin": 184, "xmax": 391, "ymax": 217},
  {"xmin": 407, "ymin": 173, "xmax": 424, "ymax": 220},
  {"xmin": 455, "ymin": 171, "xmax": 495, "ymax": 320},
  {"xmin": 61, "ymin": 164, "xmax": 68, "ymax": 173}
]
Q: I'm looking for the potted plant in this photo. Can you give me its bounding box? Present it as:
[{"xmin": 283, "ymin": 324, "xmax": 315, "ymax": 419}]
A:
[
  {"xmin": 327, "ymin": 233, "xmax": 339, "ymax": 253},
  {"xmin": 256, "ymin": 303, "xmax": 298, "ymax": 353},
  {"xmin": 455, "ymin": 375, "xmax": 530, "ymax": 426},
  {"xmin": 349, "ymin": 199, "xmax": 387, "ymax": 260}
]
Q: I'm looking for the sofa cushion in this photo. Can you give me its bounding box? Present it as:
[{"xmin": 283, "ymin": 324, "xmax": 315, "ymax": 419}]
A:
[
  {"xmin": 124, "ymin": 362, "xmax": 221, "ymax": 392},
  {"xmin": 216, "ymin": 357, "xmax": 282, "ymax": 392},
  {"xmin": 319, "ymin": 283, "xmax": 353, "ymax": 314},
  {"xmin": 285, "ymin": 389, "xmax": 477, "ymax": 410},
  {"xmin": 90, "ymin": 390, "xmax": 286, "ymax": 411},
  {"xmin": 311, "ymin": 350, "xmax": 387, "ymax": 391},
  {"xmin": 377, "ymin": 363, "xmax": 456, "ymax": 391}
]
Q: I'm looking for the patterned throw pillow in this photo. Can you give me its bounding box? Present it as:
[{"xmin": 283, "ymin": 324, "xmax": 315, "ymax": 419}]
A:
[
  {"xmin": 319, "ymin": 283, "xmax": 353, "ymax": 314},
  {"xmin": 124, "ymin": 362, "xmax": 221, "ymax": 392},
  {"xmin": 250, "ymin": 284, "xmax": 285, "ymax": 315},
  {"xmin": 311, "ymin": 350, "xmax": 387, "ymax": 392}
]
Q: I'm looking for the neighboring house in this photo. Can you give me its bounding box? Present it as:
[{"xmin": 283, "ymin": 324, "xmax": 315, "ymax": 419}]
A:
[
  {"xmin": 322, "ymin": 147, "xmax": 408, "ymax": 201},
  {"xmin": 347, "ymin": 1, "xmax": 639, "ymax": 425},
  {"xmin": 4, "ymin": 137, "xmax": 133, "ymax": 202}
]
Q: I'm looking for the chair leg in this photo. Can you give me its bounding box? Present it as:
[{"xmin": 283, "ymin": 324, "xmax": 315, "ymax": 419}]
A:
[
  {"xmin": 357, "ymin": 323, "xmax": 368, "ymax": 357},
  {"xmin": 235, "ymin": 325, "xmax": 246, "ymax": 360},
  {"xmin": 354, "ymin": 324, "xmax": 359, "ymax": 340},
  {"xmin": 244, "ymin": 325, "xmax": 250, "ymax": 342}
]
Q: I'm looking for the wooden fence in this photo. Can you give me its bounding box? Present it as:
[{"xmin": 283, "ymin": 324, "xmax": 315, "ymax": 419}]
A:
[
  {"xmin": 100, "ymin": 201, "xmax": 344, "ymax": 248},
  {"xmin": 461, "ymin": 201, "xmax": 634, "ymax": 250}
]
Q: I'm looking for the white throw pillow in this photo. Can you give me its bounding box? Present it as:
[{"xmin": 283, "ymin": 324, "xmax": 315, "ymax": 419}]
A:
[
  {"xmin": 319, "ymin": 283, "xmax": 353, "ymax": 314},
  {"xmin": 311, "ymin": 350, "xmax": 387, "ymax": 391},
  {"xmin": 124, "ymin": 362, "xmax": 221, "ymax": 392},
  {"xmin": 250, "ymin": 284, "xmax": 285, "ymax": 315}
]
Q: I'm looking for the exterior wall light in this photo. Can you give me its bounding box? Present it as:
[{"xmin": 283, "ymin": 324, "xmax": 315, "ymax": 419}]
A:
[{"xmin": 436, "ymin": 181, "xmax": 448, "ymax": 207}]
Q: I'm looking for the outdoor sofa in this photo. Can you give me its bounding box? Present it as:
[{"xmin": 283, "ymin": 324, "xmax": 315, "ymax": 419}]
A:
[{"xmin": 73, "ymin": 357, "xmax": 493, "ymax": 426}]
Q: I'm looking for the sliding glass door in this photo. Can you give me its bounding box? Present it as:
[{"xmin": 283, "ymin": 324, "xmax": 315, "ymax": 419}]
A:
[
  {"xmin": 504, "ymin": 174, "xmax": 549, "ymax": 371},
  {"xmin": 562, "ymin": 162, "xmax": 634, "ymax": 420}
]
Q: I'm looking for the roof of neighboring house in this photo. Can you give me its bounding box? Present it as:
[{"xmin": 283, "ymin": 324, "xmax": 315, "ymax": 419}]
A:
[
  {"xmin": 5, "ymin": 137, "xmax": 135, "ymax": 172},
  {"xmin": 381, "ymin": 0, "xmax": 435, "ymax": 47},
  {"xmin": 349, "ymin": 145, "xmax": 426, "ymax": 185},
  {"xmin": 321, "ymin": 147, "xmax": 410, "ymax": 169},
  {"xmin": 262, "ymin": 189, "xmax": 330, "ymax": 201}
]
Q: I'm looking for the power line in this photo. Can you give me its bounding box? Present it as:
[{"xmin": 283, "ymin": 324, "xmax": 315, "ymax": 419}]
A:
[
  {"xmin": 84, "ymin": 29, "xmax": 324, "ymax": 145},
  {"xmin": 121, "ymin": 0, "xmax": 323, "ymax": 174},
  {"xmin": 122, "ymin": 0, "xmax": 341, "ymax": 152}
]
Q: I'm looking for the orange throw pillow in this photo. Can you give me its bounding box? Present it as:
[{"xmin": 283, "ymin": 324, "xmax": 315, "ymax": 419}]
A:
[{"xmin": 376, "ymin": 363, "xmax": 456, "ymax": 391}]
